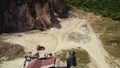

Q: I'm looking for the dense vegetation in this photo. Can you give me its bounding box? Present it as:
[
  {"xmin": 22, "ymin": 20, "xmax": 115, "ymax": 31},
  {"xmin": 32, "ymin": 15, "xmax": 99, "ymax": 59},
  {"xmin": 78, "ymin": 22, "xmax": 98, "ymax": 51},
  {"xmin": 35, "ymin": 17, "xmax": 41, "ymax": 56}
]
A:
[{"xmin": 65, "ymin": 0, "xmax": 120, "ymax": 20}]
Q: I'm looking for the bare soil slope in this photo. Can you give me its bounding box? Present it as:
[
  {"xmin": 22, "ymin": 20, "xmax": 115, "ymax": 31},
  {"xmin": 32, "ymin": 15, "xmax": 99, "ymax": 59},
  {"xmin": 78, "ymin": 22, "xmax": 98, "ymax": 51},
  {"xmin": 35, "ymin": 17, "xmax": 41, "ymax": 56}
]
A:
[{"xmin": 0, "ymin": 18, "xmax": 117, "ymax": 68}]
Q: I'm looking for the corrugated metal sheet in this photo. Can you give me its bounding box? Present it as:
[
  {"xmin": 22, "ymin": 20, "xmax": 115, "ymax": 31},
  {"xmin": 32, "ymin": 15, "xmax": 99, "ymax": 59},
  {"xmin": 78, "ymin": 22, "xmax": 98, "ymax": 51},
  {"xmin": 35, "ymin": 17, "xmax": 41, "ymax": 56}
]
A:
[{"xmin": 27, "ymin": 57, "xmax": 55, "ymax": 68}]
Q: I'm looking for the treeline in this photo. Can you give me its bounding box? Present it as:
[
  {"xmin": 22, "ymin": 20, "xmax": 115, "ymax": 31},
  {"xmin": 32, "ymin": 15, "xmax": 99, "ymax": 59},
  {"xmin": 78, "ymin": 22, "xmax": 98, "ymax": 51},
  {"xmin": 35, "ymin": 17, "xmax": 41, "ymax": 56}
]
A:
[{"xmin": 65, "ymin": 0, "xmax": 120, "ymax": 20}]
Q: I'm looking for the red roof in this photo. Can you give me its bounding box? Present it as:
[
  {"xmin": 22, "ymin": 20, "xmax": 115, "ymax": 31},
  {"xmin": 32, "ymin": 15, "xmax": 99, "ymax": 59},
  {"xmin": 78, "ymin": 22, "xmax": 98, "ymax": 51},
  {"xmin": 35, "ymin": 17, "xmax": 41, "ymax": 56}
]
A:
[
  {"xmin": 27, "ymin": 57, "xmax": 55, "ymax": 68},
  {"xmin": 41, "ymin": 57, "xmax": 55, "ymax": 66}
]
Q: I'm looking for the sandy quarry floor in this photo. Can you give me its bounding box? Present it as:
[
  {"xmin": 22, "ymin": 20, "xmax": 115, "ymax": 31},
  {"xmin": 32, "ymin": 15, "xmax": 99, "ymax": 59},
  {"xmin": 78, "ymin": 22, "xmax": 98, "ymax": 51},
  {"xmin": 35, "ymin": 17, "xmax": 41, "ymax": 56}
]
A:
[{"xmin": 0, "ymin": 18, "xmax": 117, "ymax": 68}]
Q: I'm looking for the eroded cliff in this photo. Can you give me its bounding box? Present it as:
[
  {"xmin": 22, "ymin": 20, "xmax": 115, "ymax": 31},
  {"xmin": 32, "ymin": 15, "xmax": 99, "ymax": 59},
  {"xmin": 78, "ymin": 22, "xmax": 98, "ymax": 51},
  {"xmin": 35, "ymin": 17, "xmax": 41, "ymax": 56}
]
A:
[{"xmin": 0, "ymin": 0, "xmax": 69, "ymax": 33}]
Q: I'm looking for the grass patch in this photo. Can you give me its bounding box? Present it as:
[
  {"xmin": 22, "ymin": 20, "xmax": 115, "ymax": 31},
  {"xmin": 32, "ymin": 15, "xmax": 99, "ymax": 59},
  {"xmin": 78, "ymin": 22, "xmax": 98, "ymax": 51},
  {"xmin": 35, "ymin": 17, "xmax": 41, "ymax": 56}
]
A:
[
  {"xmin": 91, "ymin": 17, "xmax": 120, "ymax": 59},
  {"xmin": 100, "ymin": 33, "xmax": 120, "ymax": 58},
  {"xmin": 60, "ymin": 49, "xmax": 90, "ymax": 68},
  {"xmin": 91, "ymin": 18, "xmax": 120, "ymax": 33}
]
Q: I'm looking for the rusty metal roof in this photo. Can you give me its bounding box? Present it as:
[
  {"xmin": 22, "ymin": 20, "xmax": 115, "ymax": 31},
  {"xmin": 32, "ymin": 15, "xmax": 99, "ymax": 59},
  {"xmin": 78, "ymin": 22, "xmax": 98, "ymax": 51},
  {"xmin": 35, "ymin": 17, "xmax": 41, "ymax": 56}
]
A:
[{"xmin": 27, "ymin": 57, "xmax": 55, "ymax": 68}]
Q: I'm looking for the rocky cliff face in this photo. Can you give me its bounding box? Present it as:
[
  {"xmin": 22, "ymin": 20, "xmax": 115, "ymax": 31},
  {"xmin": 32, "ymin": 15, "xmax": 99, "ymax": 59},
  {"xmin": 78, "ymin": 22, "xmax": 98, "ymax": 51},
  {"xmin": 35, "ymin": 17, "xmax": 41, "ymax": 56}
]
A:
[{"xmin": 0, "ymin": 0, "xmax": 69, "ymax": 33}]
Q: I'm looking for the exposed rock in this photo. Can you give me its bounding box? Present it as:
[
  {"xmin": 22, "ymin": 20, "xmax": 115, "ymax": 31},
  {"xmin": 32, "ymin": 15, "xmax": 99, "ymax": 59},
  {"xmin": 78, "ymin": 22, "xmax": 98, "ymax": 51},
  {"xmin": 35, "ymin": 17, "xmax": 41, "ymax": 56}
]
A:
[
  {"xmin": 0, "ymin": 0, "xmax": 69, "ymax": 33},
  {"xmin": 0, "ymin": 41, "xmax": 25, "ymax": 60}
]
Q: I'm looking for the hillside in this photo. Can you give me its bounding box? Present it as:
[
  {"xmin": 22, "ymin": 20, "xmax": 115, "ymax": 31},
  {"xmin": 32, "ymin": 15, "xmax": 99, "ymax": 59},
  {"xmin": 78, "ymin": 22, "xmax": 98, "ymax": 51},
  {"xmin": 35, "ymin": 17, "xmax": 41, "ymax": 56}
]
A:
[
  {"xmin": 0, "ymin": 0, "xmax": 120, "ymax": 68},
  {"xmin": 65, "ymin": 0, "xmax": 120, "ymax": 20},
  {"xmin": 0, "ymin": 18, "xmax": 116, "ymax": 68},
  {"xmin": 0, "ymin": 0, "xmax": 68, "ymax": 33}
]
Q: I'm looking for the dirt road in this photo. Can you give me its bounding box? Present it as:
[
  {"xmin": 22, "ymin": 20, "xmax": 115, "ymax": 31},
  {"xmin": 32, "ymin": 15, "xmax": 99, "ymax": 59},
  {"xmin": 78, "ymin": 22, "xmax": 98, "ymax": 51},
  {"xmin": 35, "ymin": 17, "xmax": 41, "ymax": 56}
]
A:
[{"xmin": 0, "ymin": 18, "xmax": 114, "ymax": 68}]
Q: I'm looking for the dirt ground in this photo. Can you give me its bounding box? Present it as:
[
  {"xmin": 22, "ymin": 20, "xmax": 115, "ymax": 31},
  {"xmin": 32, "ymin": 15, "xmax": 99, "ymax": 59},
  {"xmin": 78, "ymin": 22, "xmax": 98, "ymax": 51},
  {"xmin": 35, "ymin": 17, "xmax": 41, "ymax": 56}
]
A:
[{"xmin": 0, "ymin": 18, "xmax": 118, "ymax": 68}]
